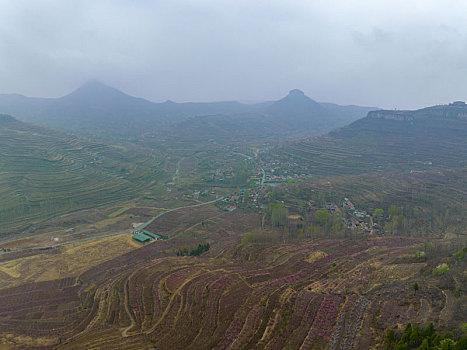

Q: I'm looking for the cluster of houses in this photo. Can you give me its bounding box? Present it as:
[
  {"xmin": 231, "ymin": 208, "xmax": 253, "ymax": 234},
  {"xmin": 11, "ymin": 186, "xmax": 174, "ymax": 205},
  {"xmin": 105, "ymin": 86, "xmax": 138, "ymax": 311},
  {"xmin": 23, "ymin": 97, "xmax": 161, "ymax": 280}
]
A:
[
  {"xmin": 261, "ymin": 159, "xmax": 311, "ymax": 186},
  {"xmin": 325, "ymin": 202, "xmax": 339, "ymax": 213},
  {"xmin": 344, "ymin": 217, "xmax": 378, "ymax": 234},
  {"xmin": 259, "ymin": 154, "xmax": 312, "ymax": 185},
  {"xmin": 183, "ymin": 190, "xmax": 208, "ymax": 200},
  {"xmin": 223, "ymin": 204, "xmax": 237, "ymax": 212},
  {"xmin": 249, "ymin": 168, "xmax": 263, "ymax": 184},
  {"xmin": 323, "ymin": 197, "xmax": 383, "ymax": 235},
  {"xmin": 220, "ymin": 186, "xmax": 268, "ymax": 211},
  {"xmin": 247, "ymin": 188, "xmax": 265, "ymax": 207},
  {"xmin": 342, "ymin": 198, "xmax": 355, "ymax": 211},
  {"xmin": 209, "ymin": 168, "xmax": 234, "ymax": 182},
  {"xmin": 344, "ymin": 198, "xmax": 382, "ymax": 235},
  {"xmin": 221, "ymin": 190, "xmax": 243, "ymax": 211}
]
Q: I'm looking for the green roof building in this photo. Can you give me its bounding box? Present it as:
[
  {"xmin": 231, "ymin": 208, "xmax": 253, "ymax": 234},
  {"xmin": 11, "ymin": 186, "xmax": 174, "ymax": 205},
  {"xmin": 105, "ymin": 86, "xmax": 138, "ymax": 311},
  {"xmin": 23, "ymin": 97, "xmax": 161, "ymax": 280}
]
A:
[
  {"xmin": 142, "ymin": 230, "xmax": 161, "ymax": 240},
  {"xmin": 133, "ymin": 232, "xmax": 151, "ymax": 243}
]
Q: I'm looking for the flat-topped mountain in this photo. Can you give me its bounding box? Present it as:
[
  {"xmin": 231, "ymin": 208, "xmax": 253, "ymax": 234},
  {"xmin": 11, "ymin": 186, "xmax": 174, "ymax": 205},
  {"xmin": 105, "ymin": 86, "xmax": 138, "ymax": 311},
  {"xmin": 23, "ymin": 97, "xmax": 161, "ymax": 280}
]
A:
[
  {"xmin": 0, "ymin": 82, "xmax": 376, "ymax": 139},
  {"xmin": 368, "ymin": 101, "xmax": 467, "ymax": 121},
  {"xmin": 281, "ymin": 102, "xmax": 467, "ymax": 176}
]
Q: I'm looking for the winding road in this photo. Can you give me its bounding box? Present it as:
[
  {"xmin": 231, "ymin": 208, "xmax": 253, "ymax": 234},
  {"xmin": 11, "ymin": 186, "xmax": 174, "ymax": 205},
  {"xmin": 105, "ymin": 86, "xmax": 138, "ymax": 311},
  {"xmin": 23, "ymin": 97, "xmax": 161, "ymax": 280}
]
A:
[{"xmin": 3, "ymin": 149, "xmax": 264, "ymax": 255}]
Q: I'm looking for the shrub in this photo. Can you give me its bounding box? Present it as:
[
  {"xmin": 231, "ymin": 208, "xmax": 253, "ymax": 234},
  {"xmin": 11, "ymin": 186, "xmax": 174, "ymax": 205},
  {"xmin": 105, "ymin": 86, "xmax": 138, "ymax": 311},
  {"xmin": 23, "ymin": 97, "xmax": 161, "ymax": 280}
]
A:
[
  {"xmin": 460, "ymin": 323, "xmax": 467, "ymax": 335},
  {"xmin": 414, "ymin": 251, "xmax": 426, "ymax": 260},
  {"xmin": 315, "ymin": 209, "xmax": 330, "ymax": 225},
  {"xmin": 453, "ymin": 247, "xmax": 466, "ymax": 260},
  {"xmin": 177, "ymin": 243, "xmax": 210, "ymax": 256},
  {"xmin": 189, "ymin": 243, "xmax": 210, "ymax": 256},
  {"xmin": 433, "ymin": 263, "xmax": 450, "ymax": 275}
]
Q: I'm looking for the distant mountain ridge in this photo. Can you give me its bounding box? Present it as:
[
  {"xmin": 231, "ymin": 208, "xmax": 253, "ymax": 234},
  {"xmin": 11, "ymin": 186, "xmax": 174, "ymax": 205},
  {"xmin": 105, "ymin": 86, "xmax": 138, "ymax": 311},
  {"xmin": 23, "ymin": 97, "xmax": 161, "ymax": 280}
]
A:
[
  {"xmin": 0, "ymin": 81, "xmax": 251, "ymax": 136},
  {"xmin": 0, "ymin": 81, "xmax": 377, "ymax": 138}
]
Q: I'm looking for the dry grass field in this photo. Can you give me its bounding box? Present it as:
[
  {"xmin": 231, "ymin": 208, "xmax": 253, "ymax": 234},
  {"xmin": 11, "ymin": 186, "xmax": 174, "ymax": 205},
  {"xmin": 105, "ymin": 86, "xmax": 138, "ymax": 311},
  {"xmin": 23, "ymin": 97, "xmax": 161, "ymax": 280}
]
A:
[{"xmin": 0, "ymin": 235, "xmax": 141, "ymax": 289}]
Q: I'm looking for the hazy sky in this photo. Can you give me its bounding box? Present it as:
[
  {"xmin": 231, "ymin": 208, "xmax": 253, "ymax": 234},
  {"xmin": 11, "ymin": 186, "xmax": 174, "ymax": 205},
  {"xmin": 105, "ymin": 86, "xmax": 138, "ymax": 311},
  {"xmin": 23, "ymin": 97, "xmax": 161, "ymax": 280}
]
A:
[{"xmin": 1, "ymin": 0, "xmax": 467, "ymax": 109}]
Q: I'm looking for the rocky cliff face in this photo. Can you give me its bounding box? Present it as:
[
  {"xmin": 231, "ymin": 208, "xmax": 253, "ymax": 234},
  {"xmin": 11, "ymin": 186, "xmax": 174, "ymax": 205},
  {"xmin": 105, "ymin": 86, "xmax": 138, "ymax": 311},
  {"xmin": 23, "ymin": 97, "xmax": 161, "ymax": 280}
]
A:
[
  {"xmin": 368, "ymin": 102, "xmax": 467, "ymax": 121},
  {"xmin": 369, "ymin": 111, "xmax": 414, "ymax": 121}
]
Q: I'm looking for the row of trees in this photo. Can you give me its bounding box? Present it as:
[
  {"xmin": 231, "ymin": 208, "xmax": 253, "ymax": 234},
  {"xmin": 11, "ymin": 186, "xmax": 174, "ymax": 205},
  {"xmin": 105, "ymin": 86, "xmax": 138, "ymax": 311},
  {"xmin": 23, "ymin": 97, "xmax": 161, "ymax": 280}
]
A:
[
  {"xmin": 260, "ymin": 182, "xmax": 465, "ymax": 240},
  {"xmin": 260, "ymin": 202, "xmax": 348, "ymax": 240},
  {"xmin": 382, "ymin": 205, "xmax": 459, "ymax": 236},
  {"xmin": 270, "ymin": 181, "xmax": 466, "ymax": 237}
]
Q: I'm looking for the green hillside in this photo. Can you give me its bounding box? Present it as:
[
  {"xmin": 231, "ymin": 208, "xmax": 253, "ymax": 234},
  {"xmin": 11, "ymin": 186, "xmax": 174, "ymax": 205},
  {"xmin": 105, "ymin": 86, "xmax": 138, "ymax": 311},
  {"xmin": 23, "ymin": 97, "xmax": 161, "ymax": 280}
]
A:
[{"xmin": 0, "ymin": 115, "xmax": 164, "ymax": 236}]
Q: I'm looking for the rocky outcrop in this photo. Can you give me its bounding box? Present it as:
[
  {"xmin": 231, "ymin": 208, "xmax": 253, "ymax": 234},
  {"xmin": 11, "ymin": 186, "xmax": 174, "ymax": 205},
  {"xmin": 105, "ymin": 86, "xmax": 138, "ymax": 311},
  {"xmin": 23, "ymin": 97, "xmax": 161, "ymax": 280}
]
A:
[{"xmin": 368, "ymin": 102, "xmax": 467, "ymax": 121}]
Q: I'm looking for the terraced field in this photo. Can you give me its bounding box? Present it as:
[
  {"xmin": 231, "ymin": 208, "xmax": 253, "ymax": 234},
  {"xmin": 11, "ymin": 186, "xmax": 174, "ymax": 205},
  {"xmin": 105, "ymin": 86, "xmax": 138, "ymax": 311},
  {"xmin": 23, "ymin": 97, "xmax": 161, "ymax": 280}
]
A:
[
  {"xmin": 317, "ymin": 168, "xmax": 466, "ymax": 210},
  {"xmin": 0, "ymin": 115, "xmax": 164, "ymax": 236},
  {"xmin": 279, "ymin": 105, "xmax": 467, "ymax": 177},
  {"xmin": 1, "ymin": 231, "xmax": 464, "ymax": 350}
]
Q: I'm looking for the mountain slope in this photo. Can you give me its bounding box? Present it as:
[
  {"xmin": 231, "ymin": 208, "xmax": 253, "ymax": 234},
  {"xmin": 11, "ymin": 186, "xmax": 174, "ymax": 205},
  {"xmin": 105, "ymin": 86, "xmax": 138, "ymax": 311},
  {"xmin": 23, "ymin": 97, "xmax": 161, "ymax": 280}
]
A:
[
  {"xmin": 0, "ymin": 115, "xmax": 163, "ymax": 236},
  {"xmin": 280, "ymin": 102, "xmax": 467, "ymax": 176}
]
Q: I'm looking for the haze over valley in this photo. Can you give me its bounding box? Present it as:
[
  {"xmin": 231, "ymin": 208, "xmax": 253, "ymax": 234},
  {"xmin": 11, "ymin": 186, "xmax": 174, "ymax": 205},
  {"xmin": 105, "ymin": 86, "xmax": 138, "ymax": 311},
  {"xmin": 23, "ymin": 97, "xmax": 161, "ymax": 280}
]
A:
[{"xmin": 0, "ymin": 1, "xmax": 466, "ymax": 350}]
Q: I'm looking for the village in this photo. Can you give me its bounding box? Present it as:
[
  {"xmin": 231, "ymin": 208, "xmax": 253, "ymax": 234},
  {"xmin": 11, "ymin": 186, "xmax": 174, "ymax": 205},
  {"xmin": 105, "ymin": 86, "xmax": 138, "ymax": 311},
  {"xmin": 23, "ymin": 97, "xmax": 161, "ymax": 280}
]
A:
[
  {"xmin": 259, "ymin": 152, "xmax": 312, "ymax": 186},
  {"xmin": 149, "ymin": 148, "xmax": 389, "ymax": 245},
  {"xmin": 325, "ymin": 197, "xmax": 384, "ymax": 235}
]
